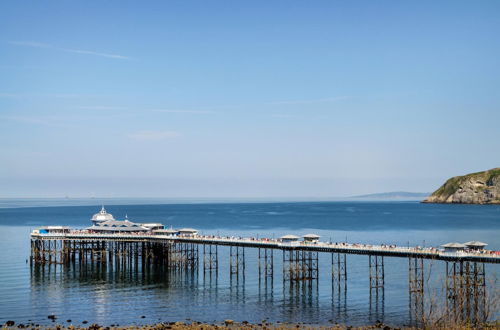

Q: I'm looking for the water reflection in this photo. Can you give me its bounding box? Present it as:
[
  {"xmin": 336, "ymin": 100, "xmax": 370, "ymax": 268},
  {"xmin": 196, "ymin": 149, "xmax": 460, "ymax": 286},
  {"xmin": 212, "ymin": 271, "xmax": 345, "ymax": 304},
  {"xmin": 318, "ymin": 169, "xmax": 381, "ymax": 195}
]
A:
[
  {"xmin": 28, "ymin": 255, "xmax": 496, "ymax": 327},
  {"xmin": 30, "ymin": 262, "xmax": 200, "ymax": 288},
  {"xmin": 369, "ymin": 288, "xmax": 385, "ymax": 324},
  {"xmin": 332, "ymin": 284, "xmax": 348, "ymax": 323},
  {"xmin": 282, "ymin": 281, "xmax": 320, "ymax": 322},
  {"xmin": 258, "ymin": 277, "xmax": 274, "ymax": 303},
  {"xmin": 229, "ymin": 273, "xmax": 246, "ymax": 306}
]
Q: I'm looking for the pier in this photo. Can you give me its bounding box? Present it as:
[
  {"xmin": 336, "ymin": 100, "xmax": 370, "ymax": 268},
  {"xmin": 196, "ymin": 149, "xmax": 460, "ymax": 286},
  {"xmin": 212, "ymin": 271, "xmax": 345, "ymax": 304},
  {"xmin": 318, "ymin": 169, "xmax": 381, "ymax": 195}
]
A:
[
  {"xmin": 30, "ymin": 229, "xmax": 499, "ymax": 325},
  {"xmin": 30, "ymin": 231, "xmax": 500, "ymax": 264}
]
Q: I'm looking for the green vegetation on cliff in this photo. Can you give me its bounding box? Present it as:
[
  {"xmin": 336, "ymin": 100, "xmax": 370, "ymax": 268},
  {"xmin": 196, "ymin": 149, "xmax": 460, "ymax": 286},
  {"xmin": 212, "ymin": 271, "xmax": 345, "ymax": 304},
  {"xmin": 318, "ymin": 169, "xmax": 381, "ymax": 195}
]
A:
[{"xmin": 424, "ymin": 167, "xmax": 500, "ymax": 204}]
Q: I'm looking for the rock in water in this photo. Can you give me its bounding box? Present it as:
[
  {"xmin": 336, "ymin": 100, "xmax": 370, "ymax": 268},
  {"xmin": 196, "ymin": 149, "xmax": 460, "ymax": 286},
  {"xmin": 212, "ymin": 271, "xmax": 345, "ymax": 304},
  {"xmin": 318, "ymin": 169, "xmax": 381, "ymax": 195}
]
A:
[{"xmin": 423, "ymin": 168, "xmax": 500, "ymax": 204}]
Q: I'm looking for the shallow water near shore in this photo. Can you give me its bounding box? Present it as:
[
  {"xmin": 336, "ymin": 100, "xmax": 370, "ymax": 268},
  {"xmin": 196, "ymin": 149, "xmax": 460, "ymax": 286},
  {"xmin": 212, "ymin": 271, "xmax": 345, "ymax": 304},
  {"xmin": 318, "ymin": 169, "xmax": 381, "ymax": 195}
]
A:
[{"xmin": 0, "ymin": 201, "xmax": 499, "ymax": 326}]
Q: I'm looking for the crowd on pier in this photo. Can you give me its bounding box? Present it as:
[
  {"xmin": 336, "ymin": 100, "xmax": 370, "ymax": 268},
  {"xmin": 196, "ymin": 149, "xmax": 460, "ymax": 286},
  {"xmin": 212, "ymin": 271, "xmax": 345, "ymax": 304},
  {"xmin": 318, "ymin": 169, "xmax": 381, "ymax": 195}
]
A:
[{"xmin": 37, "ymin": 228, "xmax": 498, "ymax": 258}]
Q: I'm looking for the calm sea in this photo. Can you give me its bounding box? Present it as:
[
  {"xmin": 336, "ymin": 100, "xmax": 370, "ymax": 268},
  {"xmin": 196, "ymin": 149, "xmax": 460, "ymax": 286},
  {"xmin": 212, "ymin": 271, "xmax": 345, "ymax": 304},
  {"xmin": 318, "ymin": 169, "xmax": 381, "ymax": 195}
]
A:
[{"xmin": 0, "ymin": 200, "xmax": 499, "ymax": 326}]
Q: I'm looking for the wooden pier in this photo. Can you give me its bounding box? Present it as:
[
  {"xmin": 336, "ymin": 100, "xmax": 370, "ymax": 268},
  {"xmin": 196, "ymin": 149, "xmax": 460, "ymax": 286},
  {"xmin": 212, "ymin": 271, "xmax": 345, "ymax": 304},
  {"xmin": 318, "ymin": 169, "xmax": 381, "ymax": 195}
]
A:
[{"xmin": 30, "ymin": 231, "xmax": 499, "ymax": 325}]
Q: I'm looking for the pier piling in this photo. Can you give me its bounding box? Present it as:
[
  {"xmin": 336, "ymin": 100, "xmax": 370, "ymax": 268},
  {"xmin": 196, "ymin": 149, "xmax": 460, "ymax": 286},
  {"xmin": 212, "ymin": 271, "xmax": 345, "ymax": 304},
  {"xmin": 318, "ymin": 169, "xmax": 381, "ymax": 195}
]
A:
[
  {"xmin": 203, "ymin": 244, "xmax": 218, "ymax": 273},
  {"xmin": 368, "ymin": 255, "xmax": 385, "ymax": 323},
  {"xmin": 369, "ymin": 255, "xmax": 384, "ymax": 289},
  {"xmin": 283, "ymin": 249, "xmax": 318, "ymax": 281},
  {"xmin": 408, "ymin": 257, "xmax": 424, "ymax": 325},
  {"xmin": 446, "ymin": 261, "xmax": 486, "ymax": 324},
  {"xmin": 230, "ymin": 246, "xmax": 245, "ymax": 275},
  {"xmin": 258, "ymin": 248, "xmax": 274, "ymax": 279},
  {"xmin": 332, "ymin": 252, "xmax": 347, "ymax": 292}
]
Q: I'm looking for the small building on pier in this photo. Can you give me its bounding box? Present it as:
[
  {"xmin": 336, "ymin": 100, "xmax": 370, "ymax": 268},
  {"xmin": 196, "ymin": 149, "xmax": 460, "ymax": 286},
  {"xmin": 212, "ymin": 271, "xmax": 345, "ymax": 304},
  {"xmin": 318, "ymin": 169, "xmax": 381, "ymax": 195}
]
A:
[
  {"xmin": 178, "ymin": 228, "xmax": 198, "ymax": 237},
  {"xmin": 280, "ymin": 234, "xmax": 300, "ymax": 243},
  {"xmin": 464, "ymin": 241, "xmax": 488, "ymax": 250},
  {"xmin": 153, "ymin": 228, "xmax": 179, "ymax": 236},
  {"xmin": 36, "ymin": 226, "xmax": 71, "ymax": 234},
  {"xmin": 303, "ymin": 234, "xmax": 320, "ymax": 243},
  {"xmin": 441, "ymin": 242, "xmax": 466, "ymax": 252},
  {"xmin": 141, "ymin": 223, "xmax": 165, "ymax": 231}
]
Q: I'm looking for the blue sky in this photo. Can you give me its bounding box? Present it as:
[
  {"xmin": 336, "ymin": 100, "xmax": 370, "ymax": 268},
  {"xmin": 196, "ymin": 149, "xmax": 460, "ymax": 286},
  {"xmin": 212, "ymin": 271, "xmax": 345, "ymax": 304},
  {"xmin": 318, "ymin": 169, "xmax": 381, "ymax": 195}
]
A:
[{"xmin": 1, "ymin": 1, "xmax": 499, "ymax": 198}]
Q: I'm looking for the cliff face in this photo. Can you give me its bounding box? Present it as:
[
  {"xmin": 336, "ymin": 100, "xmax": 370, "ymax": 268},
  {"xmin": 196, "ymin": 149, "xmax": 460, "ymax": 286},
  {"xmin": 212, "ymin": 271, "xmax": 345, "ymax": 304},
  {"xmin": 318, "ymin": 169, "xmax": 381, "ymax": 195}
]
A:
[{"xmin": 423, "ymin": 168, "xmax": 500, "ymax": 204}]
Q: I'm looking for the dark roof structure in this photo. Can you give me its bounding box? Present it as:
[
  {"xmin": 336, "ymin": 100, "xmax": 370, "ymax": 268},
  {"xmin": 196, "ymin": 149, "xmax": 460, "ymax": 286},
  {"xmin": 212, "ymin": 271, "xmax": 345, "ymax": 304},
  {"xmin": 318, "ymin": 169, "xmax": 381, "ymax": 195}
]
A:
[
  {"xmin": 464, "ymin": 241, "xmax": 488, "ymax": 247},
  {"xmin": 441, "ymin": 242, "xmax": 466, "ymax": 248},
  {"xmin": 303, "ymin": 234, "xmax": 320, "ymax": 238},
  {"xmin": 87, "ymin": 219, "xmax": 149, "ymax": 232},
  {"xmin": 280, "ymin": 234, "xmax": 300, "ymax": 240}
]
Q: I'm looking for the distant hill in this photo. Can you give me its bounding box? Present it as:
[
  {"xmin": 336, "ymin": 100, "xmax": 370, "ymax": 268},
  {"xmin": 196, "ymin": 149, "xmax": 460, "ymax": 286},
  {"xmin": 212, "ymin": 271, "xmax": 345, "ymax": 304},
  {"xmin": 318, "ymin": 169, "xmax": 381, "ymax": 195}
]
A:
[
  {"xmin": 423, "ymin": 167, "xmax": 500, "ymax": 204},
  {"xmin": 350, "ymin": 191, "xmax": 429, "ymax": 200}
]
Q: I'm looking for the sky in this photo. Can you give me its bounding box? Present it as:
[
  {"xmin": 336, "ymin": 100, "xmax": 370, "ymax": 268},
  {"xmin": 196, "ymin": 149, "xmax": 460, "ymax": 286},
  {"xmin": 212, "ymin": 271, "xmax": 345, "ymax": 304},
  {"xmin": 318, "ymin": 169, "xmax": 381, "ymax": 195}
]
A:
[{"xmin": 1, "ymin": 1, "xmax": 500, "ymax": 198}]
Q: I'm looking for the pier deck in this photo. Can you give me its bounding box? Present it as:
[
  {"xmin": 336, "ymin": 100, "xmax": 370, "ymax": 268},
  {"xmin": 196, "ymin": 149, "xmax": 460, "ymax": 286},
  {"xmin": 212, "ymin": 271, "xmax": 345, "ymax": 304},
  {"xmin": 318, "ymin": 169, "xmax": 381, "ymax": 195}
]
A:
[{"xmin": 30, "ymin": 231, "xmax": 500, "ymax": 263}]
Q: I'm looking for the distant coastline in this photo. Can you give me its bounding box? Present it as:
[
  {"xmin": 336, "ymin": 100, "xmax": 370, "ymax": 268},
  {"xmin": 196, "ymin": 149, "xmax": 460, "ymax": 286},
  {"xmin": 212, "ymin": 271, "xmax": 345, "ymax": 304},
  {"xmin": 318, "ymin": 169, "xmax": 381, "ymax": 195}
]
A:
[
  {"xmin": 0, "ymin": 194, "xmax": 428, "ymax": 209},
  {"xmin": 349, "ymin": 191, "xmax": 428, "ymax": 201}
]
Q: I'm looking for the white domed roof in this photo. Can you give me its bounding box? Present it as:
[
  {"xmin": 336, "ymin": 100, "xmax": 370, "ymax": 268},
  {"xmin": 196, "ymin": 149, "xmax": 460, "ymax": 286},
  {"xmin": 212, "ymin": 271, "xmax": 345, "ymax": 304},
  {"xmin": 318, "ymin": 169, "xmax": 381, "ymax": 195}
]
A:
[{"xmin": 91, "ymin": 206, "xmax": 115, "ymax": 222}]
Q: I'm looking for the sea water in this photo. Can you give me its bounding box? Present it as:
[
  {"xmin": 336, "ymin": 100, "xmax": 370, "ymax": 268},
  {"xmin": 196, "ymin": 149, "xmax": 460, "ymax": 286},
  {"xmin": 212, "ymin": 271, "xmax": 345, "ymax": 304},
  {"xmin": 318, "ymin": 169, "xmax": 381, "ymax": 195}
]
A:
[{"xmin": 0, "ymin": 201, "xmax": 498, "ymax": 326}]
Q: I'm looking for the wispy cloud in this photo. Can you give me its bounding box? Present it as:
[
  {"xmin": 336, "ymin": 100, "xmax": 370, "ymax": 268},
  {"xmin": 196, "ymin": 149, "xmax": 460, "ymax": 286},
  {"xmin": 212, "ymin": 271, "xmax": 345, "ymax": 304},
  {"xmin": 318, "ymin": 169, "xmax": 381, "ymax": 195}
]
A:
[
  {"xmin": 0, "ymin": 92, "xmax": 92, "ymax": 99},
  {"xmin": 2, "ymin": 113, "xmax": 127, "ymax": 127},
  {"xmin": 2, "ymin": 115, "xmax": 61, "ymax": 126},
  {"xmin": 78, "ymin": 105, "xmax": 127, "ymax": 110},
  {"xmin": 128, "ymin": 130, "xmax": 180, "ymax": 141},
  {"xmin": 64, "ymin": 49, "xmax": 129, "ymax": 60},
  {"xmin": 269, "ymin": 96, "xmax": 350, "ymax": 105},
  {"xmin": 9, "ymin": 41, "xmax": 130, "ymax": 60},
  {"xmin": 271, "ymin": 114, "xmax": 299, "ymax": 118},
  {"xmin": 10, "ymin": 41, "xmax": 51, "ymax": 48},
  {"xmin": 151, "ymin": 109, "xmax": 214, "ymax": 114}
]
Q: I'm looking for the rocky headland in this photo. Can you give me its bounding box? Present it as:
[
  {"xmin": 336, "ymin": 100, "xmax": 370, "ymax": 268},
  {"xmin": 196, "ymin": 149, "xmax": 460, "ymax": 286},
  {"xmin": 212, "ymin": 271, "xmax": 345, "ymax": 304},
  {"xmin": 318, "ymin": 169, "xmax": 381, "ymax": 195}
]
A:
[{"xmin": 423, "ymin": 168, "xmax": 500, "ymax": 204}]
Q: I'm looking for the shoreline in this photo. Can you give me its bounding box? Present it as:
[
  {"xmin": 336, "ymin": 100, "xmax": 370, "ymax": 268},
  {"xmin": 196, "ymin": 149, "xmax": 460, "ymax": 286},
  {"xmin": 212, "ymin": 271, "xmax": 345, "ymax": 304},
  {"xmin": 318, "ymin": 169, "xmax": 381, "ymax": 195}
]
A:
[
  {"xmin": 0, "ymin": 320, "xmax": 404, "ymax": 329},
  {"xmin": 3, "ymin": 320, "xmax": 500, "ymax": 330}
]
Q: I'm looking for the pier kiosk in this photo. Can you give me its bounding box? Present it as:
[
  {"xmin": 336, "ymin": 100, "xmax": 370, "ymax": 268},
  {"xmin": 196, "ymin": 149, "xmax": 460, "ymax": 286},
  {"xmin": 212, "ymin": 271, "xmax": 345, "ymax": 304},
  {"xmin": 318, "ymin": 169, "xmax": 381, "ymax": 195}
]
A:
[
  {"xmin": 464, "ymin": 241, "xmax": 488, "ymax": 251},
  {"xmin": 441, "ymin": 242, "xmax": 466, "ymax": 253},
  {"xmin": 302, "ymin": 234, "xmax": 320, "ymax": 243},
  {"xmin": 280, "ymin": 234, "xmax": 300, "ymax": 243},
  {"xmin": 178, "ymin": 228, "xmax": 198, "ymax": 237}
]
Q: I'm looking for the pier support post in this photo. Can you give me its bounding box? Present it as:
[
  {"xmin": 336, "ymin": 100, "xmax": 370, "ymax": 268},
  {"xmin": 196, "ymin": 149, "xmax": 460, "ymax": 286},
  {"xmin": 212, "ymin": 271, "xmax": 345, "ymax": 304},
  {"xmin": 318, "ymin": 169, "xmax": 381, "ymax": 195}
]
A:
[
  {"xmin": 171, "ymin": 242, "xmax": 198, "ymax": 270},
  {"xmin": 304, "ymin": 250, "xmax": 319, "ymax": 281},
  {"xmin": 258, "ymin": 248, "xmax": 273, "ymax": 279},
  {"xmin": 283, "ymin": 249, "xmax": 318, "ymax": 281},
  {"xmin": 31, "ymin": 239, "xmax": 70, "ymax": 264},
  {"xmin": 282, "ymin": 249, "xmax": 294, "ymax": 281},
  {"xmin": 186, "ymin": 243, "xmax": 199, "ymax": 269},
  {"xmin": 332, "ymin": 252, "xmax": 347, "ymax": 291},
  {"xmin": 471, "ymin": 262, "xmax": 486, "ymax": 324},
  {"xmin": 446, "ymin": 260, "xmax": 463, "ymax": 322},
  {"xmin": 446, "ymin": 261, "xmax": 486, "ymax": 324},
  {"xmin": 230, "ymin": 246, "xmax": 245, "ymax": 275},
  {"xmin": 369, "ymin": 255, "xmax": 384, "ymax": 289},
  {"xmin": 368, "ymin": 255, "xmax": 385, "ymax": 323},
  {"xmin": 203, "ymin": 244, "xmax": 218, "ymax": 273},
  {"xmin": 408, "ymin": 257, "xmax": 424, "ymax": 326},
  {"xmin": 31, "ymin": 239, "xmax": 40, "ymax": 263},
  {"xmin": 168, "ymin": 242, "xmax": 181, "ymax": 269}
]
